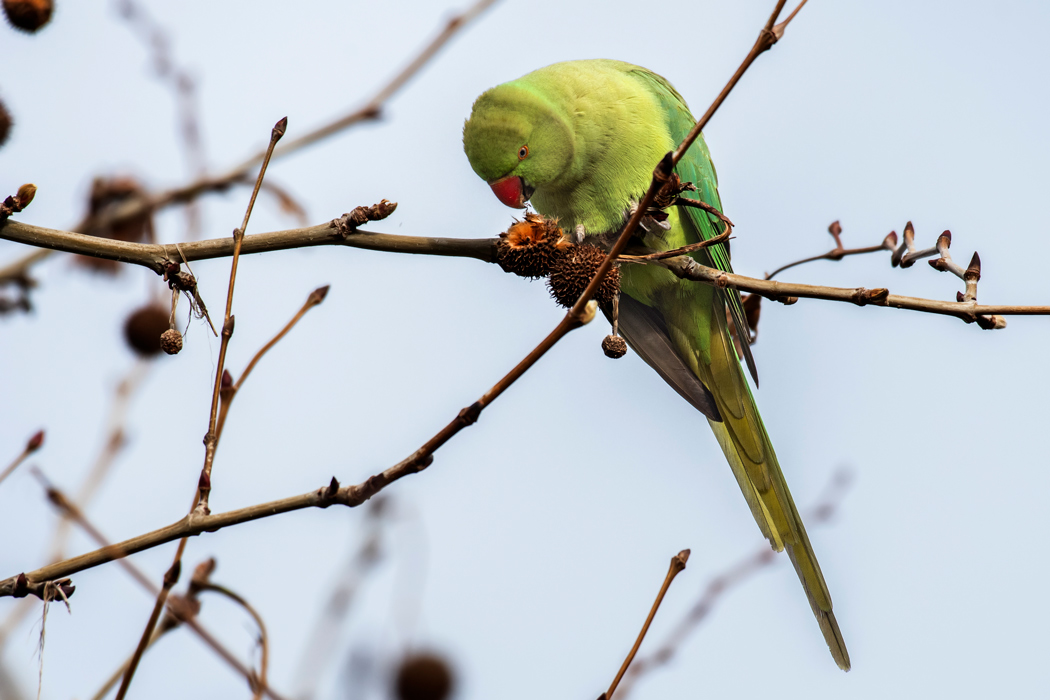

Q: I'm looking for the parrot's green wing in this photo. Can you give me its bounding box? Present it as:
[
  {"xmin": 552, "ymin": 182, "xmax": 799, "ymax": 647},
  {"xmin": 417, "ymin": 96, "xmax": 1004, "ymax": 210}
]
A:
[
  {"xmin": 627, "ymin": 68, "xmax": 759, "ymax": 388},
  {"xmin": 626, "ymin": 67, "xmax": 850, "ymax": 671}
]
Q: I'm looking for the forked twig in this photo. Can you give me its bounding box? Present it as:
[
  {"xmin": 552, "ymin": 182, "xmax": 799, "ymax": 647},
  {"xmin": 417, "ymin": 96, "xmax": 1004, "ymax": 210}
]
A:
[
  {"xmin": 31, "ymin": 471, "xmax": 287, "ymax": 700},
  {"xmin": 117, "ymin": 117, "xmax": 287, "ymax": 700},
  {"xmin": 215, "ymin": 285, "xmax": 330, "ymax": 440}
]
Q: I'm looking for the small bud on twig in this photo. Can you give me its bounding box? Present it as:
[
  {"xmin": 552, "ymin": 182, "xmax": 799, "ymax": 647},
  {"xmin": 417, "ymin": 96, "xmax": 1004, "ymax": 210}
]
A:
[
  {"xmin": 272, "ymin": 116, "xmax": 288, "ymax": 141},
  {"xmin": 26, "ymin": 429, "xmax": 44, "ymax": 453}
]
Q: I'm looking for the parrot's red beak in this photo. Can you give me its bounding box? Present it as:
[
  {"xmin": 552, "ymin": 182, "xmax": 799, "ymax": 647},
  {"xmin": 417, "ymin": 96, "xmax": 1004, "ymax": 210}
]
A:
[{"xmin": 489, "ymin": 175, "xmax": 533, "ymax": 209}]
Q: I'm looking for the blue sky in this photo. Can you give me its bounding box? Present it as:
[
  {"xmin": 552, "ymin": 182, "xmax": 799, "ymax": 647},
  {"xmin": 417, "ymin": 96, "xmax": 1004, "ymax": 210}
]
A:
[{"xmin": 2, "ymin": 1, "xmax": 1049, "ymax": 699}]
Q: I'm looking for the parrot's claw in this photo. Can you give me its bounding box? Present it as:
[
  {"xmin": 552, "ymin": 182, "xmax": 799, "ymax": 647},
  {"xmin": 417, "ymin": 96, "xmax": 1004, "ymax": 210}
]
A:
[
  {"xmin": 573, "ymin": 224, "xmax": 586, "ymax": 244},
  {"xmin": 627, "ymin": 200, "xmax": 672, "ymax": 235}
]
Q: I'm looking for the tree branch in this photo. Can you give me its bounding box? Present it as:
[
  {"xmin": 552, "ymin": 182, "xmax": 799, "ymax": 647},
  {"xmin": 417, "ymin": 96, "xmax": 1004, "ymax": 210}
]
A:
[{"xmin": 0, "ymin": 217, "xmax": 496, "ymax": 273}]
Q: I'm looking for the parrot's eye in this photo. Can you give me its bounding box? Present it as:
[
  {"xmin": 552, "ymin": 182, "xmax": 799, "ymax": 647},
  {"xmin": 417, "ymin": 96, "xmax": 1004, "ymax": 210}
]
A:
[{"xmin": 518, "ymin": 145, "xmax": 529, "ymax": 160}]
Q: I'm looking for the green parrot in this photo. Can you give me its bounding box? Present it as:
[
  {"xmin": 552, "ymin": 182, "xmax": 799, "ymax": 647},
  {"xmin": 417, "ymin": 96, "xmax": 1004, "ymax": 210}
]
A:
[{"xmin": 462, "ymin": 59, "xmax": 850, "ymax": 670}]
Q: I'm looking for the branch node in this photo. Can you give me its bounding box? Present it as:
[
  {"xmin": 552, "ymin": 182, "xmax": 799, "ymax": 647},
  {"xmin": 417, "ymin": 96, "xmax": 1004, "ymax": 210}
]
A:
[
  {"xmin": 332, "ymin": 200, "xmax": 399, "ymax": 235},
  {"xmin": 458, "ymin": 402, "xmax": 483, "ymax": 427}
]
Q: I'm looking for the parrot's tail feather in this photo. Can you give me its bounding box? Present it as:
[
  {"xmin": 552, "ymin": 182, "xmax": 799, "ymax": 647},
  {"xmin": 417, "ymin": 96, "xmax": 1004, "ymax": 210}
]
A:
[
  {"xmin": 787, "ymin": 547, "xmax": 852, "ymax": 671},
  {"xmin": 708, "ymin": 419, "xmax": 782, "ymax": 551},
  {"xmin": 663, "ymin": 286, "xmax": 850, "ymax": 670}
]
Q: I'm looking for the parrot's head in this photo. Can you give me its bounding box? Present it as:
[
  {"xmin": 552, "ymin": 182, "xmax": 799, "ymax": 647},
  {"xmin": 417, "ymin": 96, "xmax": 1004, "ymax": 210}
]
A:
[{"xmin": 463, "ymin": 82, "xmax": 575, "ymax": 209}]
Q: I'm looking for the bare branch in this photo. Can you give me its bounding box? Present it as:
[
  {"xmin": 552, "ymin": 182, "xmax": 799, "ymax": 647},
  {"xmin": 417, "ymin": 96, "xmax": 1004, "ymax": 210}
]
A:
[
  {"xmin": 765, "ymin": 221, "xmax": 897, "ymax": 279},
  {"xmin": 0, "ymin": 217, "xmax": 496, "ymax": 273},
  {"xmin": 601, "ymin": 550, "xmax": 690, "ymax": 700},
  {"xmin": 32, "ymin": 473, "xmax": 287, "ymax": 700},
  {"xmin": 216, "ymin": 285, "xmax": 330, "ymax": 440}
]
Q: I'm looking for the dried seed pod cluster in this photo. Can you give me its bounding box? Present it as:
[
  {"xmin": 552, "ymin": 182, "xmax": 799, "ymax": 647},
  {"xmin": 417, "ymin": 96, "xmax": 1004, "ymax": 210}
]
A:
[
  {"xmin": 123, "ymin": 304, "xmax": 171, "ymax": 357},
  {"xmin": 495, "ymin": 212, "xmax": 571, "ymax": 278},
  {"xmin": 394, "ymin": 652, "xmax": 454, "ymax": 700},
  {"xmin": 547, "ymin": 243, "xmax": 621, "ymax": 307},
  {"xmin": 78, "ymin": 176, "xmax": 154, "ymax": 273},
  {"xmin": 3, "ymin": 0, "xmax": 53, "ymax": 32}
]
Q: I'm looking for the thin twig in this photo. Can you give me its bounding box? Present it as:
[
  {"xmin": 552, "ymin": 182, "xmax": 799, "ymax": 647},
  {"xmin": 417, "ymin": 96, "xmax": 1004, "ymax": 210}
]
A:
[
  {"xmin": 197, "ymin": 116, "xmax": 286, "ymax": 516},
  {"xmin": 215, "ymin": 285, "xmax": 330, "ymax": 440},
  {"xmin": 292, "ymin": 498, "xmax": 388, "ymax": 699},
  {"xmin": 117, "ymin": 117, "xmax": 287, "ymax": 700},
  {"xmin": 765, "ymin": 221, "xmax": 897, "ymax": 279},
  {"xmin": 33, "ymin": 473, "xmax": 287, "ymax": 700},
  {"xmin": 0, "ymin": 430, "xmax": 44, "ymax": 488},
  {"xmin": 196, "ymin": 583, "xmax": 269, "ymax": 700},
  {"xmin": 618, "ymin": 221, "xmax": 731, "ymax": 262},
  {"xmin": 602, "ymin": 550, "xmax": 690, "ymax": 700},
  {"xmin": 654, "ymin": 255, "xmax": 1030, "ymax": 325}
]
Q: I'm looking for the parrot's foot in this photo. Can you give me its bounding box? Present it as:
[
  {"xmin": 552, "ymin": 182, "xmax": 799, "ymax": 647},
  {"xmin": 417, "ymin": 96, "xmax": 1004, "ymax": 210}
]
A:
[
  {"xmin": 627, "ymin": 200, "xmax": 671, "ymax": 235},
  {"xmin": 331, "ymin": 200, "xmax": 399, "ymax": 236},
  {"xmin": 573, "ymin": 224, "xmax": 586, "ymax": 244}
]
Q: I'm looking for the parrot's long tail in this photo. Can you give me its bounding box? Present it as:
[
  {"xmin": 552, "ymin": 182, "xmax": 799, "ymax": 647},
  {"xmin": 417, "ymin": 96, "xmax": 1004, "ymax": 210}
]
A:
[
  {"xmin": 708, "ymin": 418, "xmax": 851, "ymax": 671},
  {"xmin": 616, "ymin": 289, "xmax": 850, "ymax": 670},
  {"xmin": 698, "ymin": 299, "xmax": 851, "ymax": 671}
]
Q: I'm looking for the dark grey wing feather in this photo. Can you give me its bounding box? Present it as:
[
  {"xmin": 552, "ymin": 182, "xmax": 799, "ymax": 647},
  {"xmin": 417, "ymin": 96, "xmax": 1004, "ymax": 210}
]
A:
[{"xmin": 609, "ymin": 294, "xmax": 723, "ymax": 422}]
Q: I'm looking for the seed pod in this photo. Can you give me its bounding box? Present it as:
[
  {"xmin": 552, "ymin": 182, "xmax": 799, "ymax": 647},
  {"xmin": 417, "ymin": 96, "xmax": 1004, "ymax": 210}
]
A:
[
  {"xmin": 602, "ymin": 334, "xmax": 627, "ymax": 358},
  {"xmin": 124, "ymin": 304, "xmax": 171, "ymax": 356},
  {"xmin": 160, "ymin": 328, "xmax": 183, "ymax": 355},
  {"xmin": 547, "ymin": 243, "xmax": 620, "ymax": 307},
  {"xmin": 495, "ymin": 212, "xmax": 570, "ymax": 278},
  {"xmin": 393, "ymin": 653, "xmax": 454, "ymax": 700},
  {"xmin": 3, "ymin": 0, "xmax": 53, "ymax": 32}
]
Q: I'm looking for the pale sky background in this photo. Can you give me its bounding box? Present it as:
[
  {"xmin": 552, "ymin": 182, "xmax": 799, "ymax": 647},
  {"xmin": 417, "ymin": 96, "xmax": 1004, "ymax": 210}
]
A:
[{"xmin": 2, "ymin": 1, "xmax": 1050, "ymax": 699}]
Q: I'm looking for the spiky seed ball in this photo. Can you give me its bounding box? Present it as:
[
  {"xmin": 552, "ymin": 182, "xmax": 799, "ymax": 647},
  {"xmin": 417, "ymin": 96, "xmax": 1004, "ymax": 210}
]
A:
[
  {"xmin": 77, "ymin": 176, "xmax": 153, "ymax": 274},
  {"xmin": 393, "ymin": 653, "xmax": 454, "ymax": 700},
  {"xmin": 160, "ymin": 328, "xmax": 183, "ymax": 355},
  {"xmin": 3, "ymin": 0, "xmax": 53, "ymax": 32},
  {"xmin": 547, "ymin": 244, "xmax": 621, "ymax": 307},
  {"xmin": 0, "ymin": 97, "xmax": 11, "ymax": 148},
  {"xmin": 124, "ymin": 304, "xmax": 170, "ymax": 356},
  {"xmin": 602, "ymin": 334, "xmax": 627, "ymax": 358},
  {"xmin": 495, "ymin": 212, "xmax": 570, "ymax": 278}
]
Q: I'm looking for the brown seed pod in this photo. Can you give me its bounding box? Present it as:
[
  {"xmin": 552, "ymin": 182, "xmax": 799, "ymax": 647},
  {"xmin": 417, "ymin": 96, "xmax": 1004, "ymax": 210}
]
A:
[
  {"xmin": 124, "ymin": 304, "xmax": 170, "ymax": 357},
  {"xmin": 3, "ymin": 0, "xmax": 53, "ymax": 33},
  {"xmin": 547, "ymin": 243, "xmax": 621, "ymax": 307},
  {"xmin": 495, "ymin": 211, "xmax": 570, "ymax": 278},
  {"xmin": 77, "ymin": 176, "xmax": 154, "ymax": 274},
  {"xmin": 0, "ymin": 97, "xmax": 11, "ymax": 148},
  {"xmin": 393, "ymin": 653, "xmax": 454, "ymax": 700},
  {"xmin": 602, "ymin": 334, "xmax": 628, "ymax": 358},
  {"xmin": 160, "ymin": 328, "xmax": 183, "ymax": 355}
]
